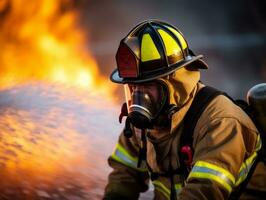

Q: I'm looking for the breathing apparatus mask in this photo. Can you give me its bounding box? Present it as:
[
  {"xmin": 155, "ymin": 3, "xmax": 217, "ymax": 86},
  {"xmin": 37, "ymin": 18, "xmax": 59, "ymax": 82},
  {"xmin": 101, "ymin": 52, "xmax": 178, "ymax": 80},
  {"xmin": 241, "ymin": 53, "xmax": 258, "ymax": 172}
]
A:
[{"xmin": 119, "ymin": 80, "xmax": 178, "ymax": 135}]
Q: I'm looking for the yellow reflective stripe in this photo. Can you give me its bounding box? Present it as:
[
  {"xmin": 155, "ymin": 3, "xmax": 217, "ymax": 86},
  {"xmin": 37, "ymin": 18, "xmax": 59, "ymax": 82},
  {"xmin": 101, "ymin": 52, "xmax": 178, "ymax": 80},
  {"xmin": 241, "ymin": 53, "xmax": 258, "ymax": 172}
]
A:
[
  {"xmin": 153, "ymin": 180, "xmax": 170, "ymax": 199},
  {"xmin": 111, "ymin": 143, "xmax": 147, "ymax": 172},
  {"xmin": 255, "ymin": 134, "xmax": 262, "ymax": 151},
  {"xmin": 175, "ymin": 183, "xmax": 182, "ymax": 195},
  {"xmin": 158, "ymin": 29, "xmax": 182, "ymax": 57},
  {"xmin": 167, "ymin": 26, "xmax": 188, "ymax": 49},
  {"xmin": 141, "ymin": 33, "xmax": 161, "ymax": 62},
  {"xmin": 111, "ymin": 143, "xmax": 137, "ymax": 166},
  {"xmin": 236, "ymin": 151, "xmax": 257, "ymax": 186},
  {"xmin": 153, "ymin": 180, "xmax": 182, "ymax": 199},
  {"xmin": 188, "ymin": 161, "xmax": 235, "ymax": 193},
  {"xmin": 236, "ymin": 134, "xmax": 261, "ymax": 186},
  {"xmin": 189, "ymin": 172, "xmax": 233, "ymax": 193},
  {"xmin": 193, "ymin": 161, "xmax": 235, "ymax": 183}
]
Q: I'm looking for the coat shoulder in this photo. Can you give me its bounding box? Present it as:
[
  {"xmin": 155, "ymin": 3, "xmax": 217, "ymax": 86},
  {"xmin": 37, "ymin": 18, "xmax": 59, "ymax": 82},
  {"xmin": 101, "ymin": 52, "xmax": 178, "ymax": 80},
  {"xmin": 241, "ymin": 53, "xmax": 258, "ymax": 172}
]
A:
[{"xmin": 195, "ymin": 94, "xmax": 258, "ymax": 133}]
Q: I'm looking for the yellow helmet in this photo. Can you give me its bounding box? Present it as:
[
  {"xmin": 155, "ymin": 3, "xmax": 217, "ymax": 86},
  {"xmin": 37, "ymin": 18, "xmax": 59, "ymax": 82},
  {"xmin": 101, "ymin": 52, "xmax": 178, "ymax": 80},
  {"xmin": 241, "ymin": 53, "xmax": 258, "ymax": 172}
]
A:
[{"xmin": 110, "ymin": 20, "xmax": 208, "ymax": 84}]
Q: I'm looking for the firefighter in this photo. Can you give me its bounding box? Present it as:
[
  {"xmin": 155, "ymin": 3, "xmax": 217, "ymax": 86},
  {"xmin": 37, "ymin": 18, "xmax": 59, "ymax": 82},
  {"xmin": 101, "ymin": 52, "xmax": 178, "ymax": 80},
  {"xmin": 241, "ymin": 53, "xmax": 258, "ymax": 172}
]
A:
[{"xmin": 103, "ymin": 20, "xmax": 266, "ymax": 200}]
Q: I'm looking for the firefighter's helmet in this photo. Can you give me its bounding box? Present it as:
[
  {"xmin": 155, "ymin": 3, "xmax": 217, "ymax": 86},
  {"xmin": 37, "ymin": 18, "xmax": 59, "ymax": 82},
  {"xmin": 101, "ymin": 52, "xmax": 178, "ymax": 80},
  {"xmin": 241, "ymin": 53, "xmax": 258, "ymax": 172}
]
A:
[{"xmin": 110, "ymin": 20, "xmax": 208, "ymax": 84}]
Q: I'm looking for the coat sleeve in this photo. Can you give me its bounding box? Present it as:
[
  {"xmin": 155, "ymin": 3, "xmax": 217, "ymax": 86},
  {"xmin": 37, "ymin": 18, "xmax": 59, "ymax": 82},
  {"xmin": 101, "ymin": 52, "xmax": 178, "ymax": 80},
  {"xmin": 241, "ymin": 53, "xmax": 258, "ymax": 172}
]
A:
[
  {"xmin": 103, "ymin": 131, "xmax": 150, "ymax": 200},
  {"xmin": 178, "ymin": 117, "xmax": 261, "ymax": 200}
]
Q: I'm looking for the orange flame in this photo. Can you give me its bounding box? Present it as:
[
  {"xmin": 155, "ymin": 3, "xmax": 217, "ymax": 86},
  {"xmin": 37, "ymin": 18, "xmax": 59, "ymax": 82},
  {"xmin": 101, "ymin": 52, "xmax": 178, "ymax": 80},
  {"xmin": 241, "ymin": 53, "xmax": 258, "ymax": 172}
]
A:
[
  {"xmin": 0, "ymin": 0, "xmax": 111, "ymax": 93},
  {"xmin": 0, "ymin": 0, "xmax": 119, "ymax": 198}
]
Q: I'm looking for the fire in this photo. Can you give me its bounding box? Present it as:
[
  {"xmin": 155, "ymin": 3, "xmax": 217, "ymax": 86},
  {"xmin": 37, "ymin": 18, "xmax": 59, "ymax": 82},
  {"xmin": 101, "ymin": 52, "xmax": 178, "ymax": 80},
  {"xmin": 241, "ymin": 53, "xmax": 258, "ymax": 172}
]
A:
[
  {"xmin": 0, "ymin": 0, "xmax": 119, "ymax": 199},
  {"xmin": 0, "ymin": 0, "xmax": 111, "ymax": 93}
]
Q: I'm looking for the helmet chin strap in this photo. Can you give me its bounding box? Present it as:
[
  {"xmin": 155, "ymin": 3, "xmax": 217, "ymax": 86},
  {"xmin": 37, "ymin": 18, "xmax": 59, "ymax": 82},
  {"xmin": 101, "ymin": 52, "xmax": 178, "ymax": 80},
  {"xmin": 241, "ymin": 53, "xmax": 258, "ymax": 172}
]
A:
[
  {"xmin": 137, "ymin": 129, "xmax": 147, "ymax": 168},
  {"xmin": 123, "ymin": 117, "xmax": 134, "ymax": 138},
  {"xmin": 135, "ymin": 104, "xmax": 178, "ymax": 168}
]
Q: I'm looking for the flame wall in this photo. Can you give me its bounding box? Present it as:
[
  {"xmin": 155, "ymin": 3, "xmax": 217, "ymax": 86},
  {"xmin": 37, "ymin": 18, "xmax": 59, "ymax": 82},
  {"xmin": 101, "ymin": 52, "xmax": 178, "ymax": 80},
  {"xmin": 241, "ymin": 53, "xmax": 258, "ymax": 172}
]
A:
[
  {"xmin": 0, "ymin": 0, "xmax": 111, "ymax": 92},
  {"xmin": 0, "ymin": 0, "xmax": 121, "ymax": 199}
]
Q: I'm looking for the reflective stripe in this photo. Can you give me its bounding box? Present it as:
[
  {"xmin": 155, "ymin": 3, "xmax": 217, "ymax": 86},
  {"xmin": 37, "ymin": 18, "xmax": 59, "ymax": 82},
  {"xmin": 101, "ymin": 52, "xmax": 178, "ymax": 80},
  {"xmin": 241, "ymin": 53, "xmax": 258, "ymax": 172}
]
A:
[
  {"xmin": 141, "ymin": 34, "xmax": 161, "ymax": 62},
  {"xmin": 153, "ymin": 180, "xmax": 182, "ymax": 200},
  {"xmin": 153, "ymin": 180, "xmax": 170, "ymax": 199},
  {"xmin": 236, "ymin": 152, "xmax": 257, "ymax": 186},
  {"xmin": 188, "ymin": 135, "xmax": 261, "ymax": 192},
  {"xmin": 255, "ymin": 134, "xmax": 262, "ymax": 152},
  {"xmin": 175, "ymin": 183, "xmax": 182, "ymax": 195},
  {"xmin": 236, "ymin": 134, "xmax": 262, "ymax": 186},
  {"xmin": 188, "ymin": 161, "xmax": 235, "ymax": 193},
  {"xmin": 111, "ymin": 143, "xmax": 147, "ymax": 172}
]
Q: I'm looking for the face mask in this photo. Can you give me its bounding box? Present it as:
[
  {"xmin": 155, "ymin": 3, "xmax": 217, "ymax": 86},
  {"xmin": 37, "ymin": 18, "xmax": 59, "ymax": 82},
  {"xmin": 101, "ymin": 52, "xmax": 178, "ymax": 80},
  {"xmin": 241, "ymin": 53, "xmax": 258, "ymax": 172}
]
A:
[{"xmin": 124, "ymin": 81, "xmax": 168, "ymax": 129}]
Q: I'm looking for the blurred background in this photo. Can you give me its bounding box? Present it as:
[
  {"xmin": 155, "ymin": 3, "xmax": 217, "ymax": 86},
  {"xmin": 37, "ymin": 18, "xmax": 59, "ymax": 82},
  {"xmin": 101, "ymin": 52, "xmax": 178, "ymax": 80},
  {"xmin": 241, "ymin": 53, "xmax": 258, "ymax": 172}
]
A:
[
  {"xmin": 0, "ymin": 0, "xmax": 265, "ymax": 199},
  {"xmin": 82, "ymin": 0, "xmax": 266, "ymax": 99}
]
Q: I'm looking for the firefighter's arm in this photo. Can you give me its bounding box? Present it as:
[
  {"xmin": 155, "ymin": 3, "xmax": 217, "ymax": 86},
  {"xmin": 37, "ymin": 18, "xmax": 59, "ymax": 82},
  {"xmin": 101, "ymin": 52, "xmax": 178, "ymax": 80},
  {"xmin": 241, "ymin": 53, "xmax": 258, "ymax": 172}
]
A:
[
  {"xmin": 178, "ymin": 117, "xmax": 261, "ymax": 200},
  {"xmin": 104, "ymin": 131, "xmax": 149, "ymax": 200}
]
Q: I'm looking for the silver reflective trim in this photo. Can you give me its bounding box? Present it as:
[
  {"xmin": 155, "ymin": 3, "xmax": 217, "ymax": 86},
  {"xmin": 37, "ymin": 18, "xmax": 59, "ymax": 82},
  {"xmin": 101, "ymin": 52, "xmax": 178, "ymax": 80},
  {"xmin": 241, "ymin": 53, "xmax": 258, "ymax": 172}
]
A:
[
  {"xmin": 191, "ymin": 166, "xmax": 234, "ymax": 189},
  {"xmin": 113, "ymin": 148, "xmax": 137, "ymax": 167}
]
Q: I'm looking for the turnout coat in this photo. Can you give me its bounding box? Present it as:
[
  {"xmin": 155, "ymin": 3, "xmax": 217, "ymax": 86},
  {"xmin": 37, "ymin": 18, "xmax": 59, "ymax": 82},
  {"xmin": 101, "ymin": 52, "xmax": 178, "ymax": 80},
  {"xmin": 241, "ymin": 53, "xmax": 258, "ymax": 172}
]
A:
[{"xmin": 104, "ymin": 68, "xmax": 266, "ymax": 200}]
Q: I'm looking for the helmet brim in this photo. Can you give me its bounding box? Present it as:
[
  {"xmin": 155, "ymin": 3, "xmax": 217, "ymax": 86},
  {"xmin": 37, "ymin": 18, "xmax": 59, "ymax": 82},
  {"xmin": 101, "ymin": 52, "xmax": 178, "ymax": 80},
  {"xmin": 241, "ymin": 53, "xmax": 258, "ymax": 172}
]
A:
[{"xmin": 110, "ymin": 55, "xmax": 208, "ymax": 84}]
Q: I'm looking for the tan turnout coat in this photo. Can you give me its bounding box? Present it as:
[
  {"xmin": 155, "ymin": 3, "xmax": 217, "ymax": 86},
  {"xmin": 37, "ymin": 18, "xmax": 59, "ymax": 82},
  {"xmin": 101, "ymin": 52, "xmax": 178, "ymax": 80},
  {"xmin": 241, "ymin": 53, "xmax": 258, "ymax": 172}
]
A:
[{"xmin": 104, "ymin": 67, "xmax": 266, "ymax": 199}]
